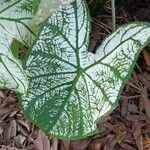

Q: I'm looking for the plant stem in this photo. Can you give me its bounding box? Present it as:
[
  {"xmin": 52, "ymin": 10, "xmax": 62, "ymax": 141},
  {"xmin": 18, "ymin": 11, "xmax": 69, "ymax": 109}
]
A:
[{"xmin": 111, "ymin": 0, "xmax": 116, "ymax": 32}]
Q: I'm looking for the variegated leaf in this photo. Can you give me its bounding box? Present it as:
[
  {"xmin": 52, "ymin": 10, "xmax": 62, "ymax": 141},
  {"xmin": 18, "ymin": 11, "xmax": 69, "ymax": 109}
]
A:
[
  {"xmin": 31, "ymin": 0, "xmax": 75, "ymax": 27},
  {"xmin": 21, "ymin": 0, "xmax": 150, "ymax": 139},
  {"xmin": 0, "ymin": 0, "xmax": 36, "ymax": 93}
]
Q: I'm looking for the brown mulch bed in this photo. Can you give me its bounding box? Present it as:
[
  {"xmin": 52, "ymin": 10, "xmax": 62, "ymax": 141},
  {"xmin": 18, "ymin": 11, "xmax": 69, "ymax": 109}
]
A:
[{"xmin": 0, "ymin": 0, "xmax": 150, "ymax": 150}]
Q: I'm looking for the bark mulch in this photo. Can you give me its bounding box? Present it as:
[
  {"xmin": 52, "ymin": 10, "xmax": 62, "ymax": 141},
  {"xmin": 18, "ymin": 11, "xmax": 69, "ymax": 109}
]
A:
[{"xmin": 0, "ymin": 0, "xmax": 150, "ymax": 150}]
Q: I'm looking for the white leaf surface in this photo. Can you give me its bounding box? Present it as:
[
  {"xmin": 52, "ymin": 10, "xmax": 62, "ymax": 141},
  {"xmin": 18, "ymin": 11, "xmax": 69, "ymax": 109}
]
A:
[
  {"xmin": 0, "ymin": 0, "xmax": 35, "ymax": 93},
  {"xmin": 21, "ymin": 0, "xmax": 150, "ymax": 139}
]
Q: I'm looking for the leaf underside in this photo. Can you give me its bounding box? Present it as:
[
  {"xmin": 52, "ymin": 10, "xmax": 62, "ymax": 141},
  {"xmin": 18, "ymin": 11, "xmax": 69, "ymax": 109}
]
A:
[
  {"xmin": 21, "ymin": 0, "xmax": 150, "ymax": 140},
  {"xmin": 0, "ymin": 0, "xmax": 35, "ymax": 93}
]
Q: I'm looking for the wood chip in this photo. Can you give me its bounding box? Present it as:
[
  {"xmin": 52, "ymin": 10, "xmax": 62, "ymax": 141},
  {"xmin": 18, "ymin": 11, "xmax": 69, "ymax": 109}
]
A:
[
  {"xmin": 34, "ymin": 130, "xmax": 51, "ymax": 150},
  {"xmin": 60, "ymin": 140, "xmax": 70, "ymax": 150},
  {"xmin": 121, "ymin": 143, "xmax": 137, "ymax": 150},
  {"xmin": 132, "ymin": 120, "xmax": 143, "ymax": 150},
  {"xmin": 14, "ymin": 134, "xmax": 26, "ymax": 148},
  {"xmin": 5, "ymin": 120, "xmax": 17, "ymax": 139},
  {"xmin": 0, "ymin": 107, "xmax": 14, "ymax": 119},
  {"xmin": 18, "ymin": 119, "xmax": 31, "ymax": 132},
  {"xmin": 51, "ymin": 138, "xmax": 58, "ymax": 150},
  {"xmin": 143, "ymin": 48, "xmax": 150, "ymax": 67},
  {"xmin": 103, "ymin": 135, "xmax": 119, "ymax": 150},
  {"xmin": 70, "ymin": 138, "xmax": 90, "ymax": 150},
  {"xmin": 141, "ymin": 87, "xmax": 150, "ymax": 118},
  {"xmin": 121, "ymin": 98, "xmax": 128, "ymax": 116}
]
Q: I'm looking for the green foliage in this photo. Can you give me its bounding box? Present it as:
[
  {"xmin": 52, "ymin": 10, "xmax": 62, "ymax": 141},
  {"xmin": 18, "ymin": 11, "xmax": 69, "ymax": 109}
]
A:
[{"xmin": 0, "ymin": 0, "xmax": 150, "ymax": 140}]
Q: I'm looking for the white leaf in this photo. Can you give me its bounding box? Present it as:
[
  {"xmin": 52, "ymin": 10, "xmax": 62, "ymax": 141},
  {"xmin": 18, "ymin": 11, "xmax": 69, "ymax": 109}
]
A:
[
  {"xmin": 21, "ymin": 0, "xmax": 150, "ymax": 140},
  {"xmin": 0, "ymin": 0, "xmax": 35, "ymax": 93}
]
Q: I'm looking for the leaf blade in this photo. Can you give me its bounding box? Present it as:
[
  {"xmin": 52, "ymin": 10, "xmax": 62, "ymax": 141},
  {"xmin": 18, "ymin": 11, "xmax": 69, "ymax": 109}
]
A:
[
  {"xmin": 0, "ymin": 0, "xmax": 35, "ymax": 93},
  {"xmin": 21, "ymin": 0, "xmax": 150, "ymax": 140}
]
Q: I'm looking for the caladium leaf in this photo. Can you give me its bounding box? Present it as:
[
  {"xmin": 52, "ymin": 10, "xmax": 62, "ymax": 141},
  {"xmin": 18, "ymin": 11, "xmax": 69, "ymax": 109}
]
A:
[
  {"xmin": 31, "ymin": 0, "xmax": 75, "ymax": 27},
  {"xmin": 0, "ymin": 0, "xmax": 36, "ymax": 93},
  {"xmin": 21, "ymin": 0, "xmax": 150, "ymax": 139}
]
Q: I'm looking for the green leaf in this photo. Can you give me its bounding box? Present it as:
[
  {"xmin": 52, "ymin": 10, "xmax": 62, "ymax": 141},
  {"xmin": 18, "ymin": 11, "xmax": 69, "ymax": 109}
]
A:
[
  {"xmin": 0, "ymin": 0, "xmax": 35, "ymax": 93},
  {"xmin": 21, "ymin": 0, "xmax": 150, "ymax": 139}
]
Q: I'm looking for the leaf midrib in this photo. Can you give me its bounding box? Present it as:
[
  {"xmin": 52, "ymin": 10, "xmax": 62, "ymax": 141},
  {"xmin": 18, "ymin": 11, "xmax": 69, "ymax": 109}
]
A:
[
  {"xmin": 74, "ymin": 1, "xmax": 80, "ymax": 68},
  {"xmin": 47, "ymin": 72, "xmax": 81, "ymax": 131}
]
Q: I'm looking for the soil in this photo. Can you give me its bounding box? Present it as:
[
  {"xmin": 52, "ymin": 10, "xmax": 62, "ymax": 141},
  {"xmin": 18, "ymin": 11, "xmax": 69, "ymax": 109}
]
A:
[{"xmin": 0, "ymin": 0, "xmax": 150, "ymax": 150}]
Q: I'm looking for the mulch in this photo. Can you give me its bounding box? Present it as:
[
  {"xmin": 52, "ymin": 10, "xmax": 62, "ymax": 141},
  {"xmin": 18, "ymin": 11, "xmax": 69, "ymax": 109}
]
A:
[{"xmin": 0, "ymin": 0, "xmax": 150, "ymax": 150}]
